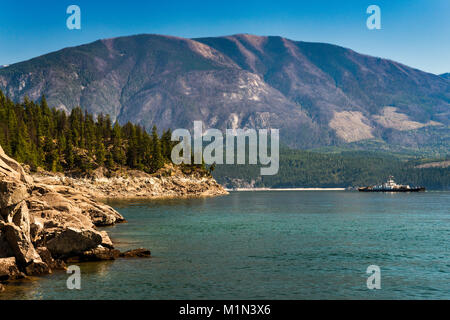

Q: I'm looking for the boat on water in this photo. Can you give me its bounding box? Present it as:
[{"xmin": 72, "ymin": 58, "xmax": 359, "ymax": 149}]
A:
[{"xmin": 358, "ymin": 176, "xmax": 425, "ymax": 192}]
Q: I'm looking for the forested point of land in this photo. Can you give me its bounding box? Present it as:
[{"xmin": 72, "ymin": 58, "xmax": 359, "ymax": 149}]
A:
[{"xmin": 0, "ymin": 90, "xmax": 201, "ymax": 176}]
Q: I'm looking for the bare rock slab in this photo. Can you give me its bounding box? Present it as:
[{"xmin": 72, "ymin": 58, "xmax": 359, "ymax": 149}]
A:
[
  {"xmin": 45, "ymin": 227, "xmax": 103, "ymax": 257},
  {"xmin": 0, "ymin": 256, "xmax": 22, "ymax": 281}
]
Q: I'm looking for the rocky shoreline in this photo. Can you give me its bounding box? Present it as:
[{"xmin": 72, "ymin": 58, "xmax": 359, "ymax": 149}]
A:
[
  {"xmin": 31, "ymin": 165, "xmax": 228, "ymax": 200},
  {"xmin": 0, "ymin": 145, "xmax": 226, "ymax": 293}
]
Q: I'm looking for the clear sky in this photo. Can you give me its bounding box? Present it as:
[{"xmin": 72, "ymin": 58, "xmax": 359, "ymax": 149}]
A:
[{"xmin": 0, "ymin": 0, "xmax": 449, "ymax": 74}]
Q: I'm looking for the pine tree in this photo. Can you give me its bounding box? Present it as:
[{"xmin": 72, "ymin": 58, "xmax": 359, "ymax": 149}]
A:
[
  {"xmin": 105, "ymin": 150, "xmax": 114, "ymax": 169},
  {"xmin": 161, "ymin": 129, "xmax": 173, "ymax": 160},
  {"xmin": 15, "ymin": 120, "xmax": 33, "ymax": 164},
  {"xmin": 150, "ymin": 125, "xmax": 164, "ymax": 173},
  {"xmin": 126, "ymin": 124, "xmax": 138, "ymax": 168},
  {"xmin": 64, "ymin": 136, "xmax": 75, "ymax": 170},
  {"xmin": 7, "ymin": 106, "xmax": 18, "ymax": 155},
  {"xmin": 96, "ymin": 142, "xmax": 106, "ymax": 166},
  {"xmin": 112, "ymin": 122, "xmax": 126, "ymax": 167},
  {"xmin": 43, "ymin": 136, "xmax": 57, "ymax": 172}
]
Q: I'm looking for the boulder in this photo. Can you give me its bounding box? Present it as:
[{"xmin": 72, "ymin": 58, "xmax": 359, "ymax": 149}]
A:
[
  {"xmin": 36, "ymin": 247, "xmax": 66, "ymax": 270},
  {"xmin": 24, "ymin": 260, "xmax": 50, "ymax": 276},
  {"xmin": 0, "ymin": 257, "xmax": 22, "ymax": 281},
  {"xmin": 27, "ymin": 190, "xmax": 96, "ymax": 230},
  {"xmin": 0, "ymin": 179, "xmax": 29, "ymax": 208},
  {"xmin": 39, "ymin": 191, "xmax": 77, "ymax": 213},
  {"xmin": 0, "ymin": 201, "xmax": 33, "ymax": 259},
  {"xmin": 77, "ymin": 200, "xmax": 125, "ymax": 226},
  {"xmin": 25, "ymin": 186, "xmax": 125, "ymax": 261},
  {"xmin": 45, "ymin": 227, "xmax": 103, "ymax": 257},
  {"xmin": 48, "ymin": 188, "xmax": 125, "ymax": 226},
  {"xmin": 10, "ymin": 201, "xmax": 31, "ymax": 231},
  {"xmin": 99, "ymin": 231, "xmax": 114, "ymax": 249},
  {"xmin": 68, "ymin": 246, "xmax": 120, "ymax": 262},
  {"xmin": 119, "ymin": 248, "xmax": 151, "ymax": 258},
  {"xmin": 0, "ymin": 230, "xmax": 14, "ymax": 258},
  {"xmin": 0, "ymin": 145, "xmax": 33, "ymax": 185},
  {"xmin": 29, "ymin": 220, "xmax": 44, "ymax": 243},
  {"xmin": 0, "ymin": 221, "xmax": 42, "ymax": 266}
]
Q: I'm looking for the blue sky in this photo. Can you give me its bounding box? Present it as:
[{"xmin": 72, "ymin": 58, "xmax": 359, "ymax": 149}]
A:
[{"xmin": 0, "ymin": 0, "xmax": 449, "ymax": 74}]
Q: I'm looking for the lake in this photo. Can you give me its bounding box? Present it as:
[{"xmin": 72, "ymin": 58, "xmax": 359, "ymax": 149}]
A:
[{"xmin": 2, "ymin": 191, "xmax": 449, "ymax": 299}]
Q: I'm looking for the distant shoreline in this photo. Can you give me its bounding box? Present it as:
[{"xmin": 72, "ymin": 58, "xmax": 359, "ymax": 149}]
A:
[{"xmin": 227, "ymin": 187, "xmax": 346, "ymax": 191}]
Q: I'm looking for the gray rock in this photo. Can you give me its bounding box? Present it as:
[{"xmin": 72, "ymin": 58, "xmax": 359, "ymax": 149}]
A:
[
  {"xmin": 24, "ymin": 260, "xmax": 50, "ymax": 276},
  {"xmin": 0, "ymin": 221, "xmax": 42, "ymax": 266},
  {"xmin": 36, "ymin": 246, "xmax": 66, "ymax": 270},
  {"xmin": 0, "ymin": 229, "xmax": 14, "ymax": 258},
  {"xmin": 0, "ymin": 180, "xmax": 29, "ymax": 209},
  {"xmin": 68, "ymin": 245, "xmax": 120, "ymax": 262},
  {"xmin": 0, "ymin": 257, "xmax": 22, "ymax": 280},
  {"xmin": 99, "ymin": 231, "xmax": 114, "ymax": 249},
  {"xmin": 120, "ymin": 248, "xmax": 151, "ymax": 258},
  {"xmin": 0, "ymin": 145, "xmax": 33, "ymax": 185},
  {"xmin": 45, "ymin": 227, "xmax": 103, "ymax": 257},
  {"xmin": 10, "ymin": 201, "xmax": 31, "ymax": 231}
]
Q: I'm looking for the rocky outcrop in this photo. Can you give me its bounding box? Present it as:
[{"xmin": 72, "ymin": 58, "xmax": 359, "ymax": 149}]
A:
[
  {"xmin": 32, "ymin": 165, "xmax": 228, "ymax": 200},
  {"xmin": 67, "ymin": 246, "xmax": 120, "ymax": 263},
  {"xmin": 0, "ymin": 180, "xmax": 29, "ymax": 208},
  {"xmin": 0, "ymin": 144, "xmax": 138, "ymax": 289},
  {"xmin": 0, "ymin": 221, "xmax": 43, "ymax": 266},
  {"xmin": 1, "ymin": 143, "xmax": 225, "ymax": 291},
  {"xmin": 0, "ymin": 150, "xmax": 33, "ymax": 185},
  {"xmin": 0, "ymin": 257, "xmax": 23, "ymax": 281},
  {"xmin": 44, "ymin": 228, "xmax": 103, "ymax": 257},
  {"xmin": 35, "ymin": 247, "xmax": 65, "ymax": 270}
]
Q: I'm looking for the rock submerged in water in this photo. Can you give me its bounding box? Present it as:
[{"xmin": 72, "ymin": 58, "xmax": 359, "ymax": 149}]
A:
[
  {"xmin": 0, "ymin": 144, "xmax": 149, "ymax": 288},
  {"xmin": 120, "ymin": 248, "xmax": 151, "ymax": 258}
]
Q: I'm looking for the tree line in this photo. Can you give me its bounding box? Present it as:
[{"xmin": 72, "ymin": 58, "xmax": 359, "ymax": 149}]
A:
[
  {"xmin": 213, "ymin": 148, "xmax": 450, "ymax": 190},
  {"xmin": 0, "ymin": 90, "xmax": 175, "ymax": 174}
]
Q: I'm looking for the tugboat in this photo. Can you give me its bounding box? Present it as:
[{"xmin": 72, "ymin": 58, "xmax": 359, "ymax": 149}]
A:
[{"xmin": 358, "ymin": 176, "xmax": 425, "ymax": 192}]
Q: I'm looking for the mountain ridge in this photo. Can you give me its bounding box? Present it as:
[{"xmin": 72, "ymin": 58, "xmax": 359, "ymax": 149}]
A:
[{"xmin": 0, "ymin": 33, "xmax": 448, "ymax": 151}]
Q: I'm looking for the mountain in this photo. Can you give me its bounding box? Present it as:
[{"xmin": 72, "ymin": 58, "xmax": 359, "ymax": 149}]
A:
[
  {"xmin": 440, "ymin": 73, "xmax": 450, "ymax": 80},
  {"xmin": 0, "ymin": 34, "xmax": 449, "ymax": 151}
]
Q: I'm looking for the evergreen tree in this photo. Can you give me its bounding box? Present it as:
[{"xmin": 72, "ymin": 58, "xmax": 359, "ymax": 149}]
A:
[
  {"xmin": 96, "ymin": 142, "xmax": 106, "ymax": 166},
  {"xmin": 7, "ymin": 107, "xmax": 19, "ymax": 155},
  {"xmin": 64, "ymin": 135, "xmax": 75, "ymax": 170},
  {"xmin": 150, "ymin": 125, "xmax": 164, "ymax": 173},
  {"xmin": 126, "ymin": 123, "xmax": 138, "ymax": 168},
  {"xmin": 161, "ymin": 129, "xmax": 173, "ymax": 160},
  {"xmin": 0, "ymin": 90, "xmax": 214, "ymax": 178},
  {"xmin": 43, "ymin": 137, "xmax": 57, "ymax": 172},
  {"xmin": 15, "ymin": 120, "xmax": 33, "ymax": 164},
  {"xmin": 105, "ymin": 150, "xmax": 114, "ymax": 169}
]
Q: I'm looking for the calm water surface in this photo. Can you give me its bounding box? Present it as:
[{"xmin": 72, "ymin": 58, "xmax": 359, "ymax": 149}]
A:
[{"xmin": 2, "ymin": 191, "xmax": 449, "ymax": 299}]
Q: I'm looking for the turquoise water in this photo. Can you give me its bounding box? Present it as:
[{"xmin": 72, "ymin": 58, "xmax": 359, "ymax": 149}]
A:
[{"xmin": 2, "ymin": 191, "xmax": 449, "ymax": 299}]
